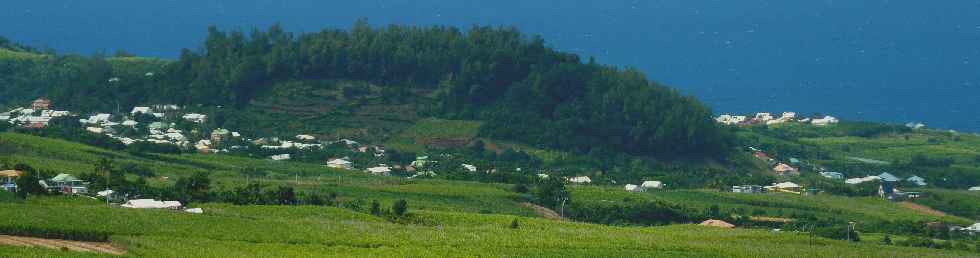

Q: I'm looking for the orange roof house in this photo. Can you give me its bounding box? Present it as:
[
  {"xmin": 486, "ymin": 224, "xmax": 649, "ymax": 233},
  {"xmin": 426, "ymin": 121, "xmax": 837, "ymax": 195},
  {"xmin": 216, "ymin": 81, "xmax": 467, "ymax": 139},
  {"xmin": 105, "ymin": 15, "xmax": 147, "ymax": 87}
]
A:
[{"xmin": 32, "ymin": 98, "xmax": 52, "ymax": 110}]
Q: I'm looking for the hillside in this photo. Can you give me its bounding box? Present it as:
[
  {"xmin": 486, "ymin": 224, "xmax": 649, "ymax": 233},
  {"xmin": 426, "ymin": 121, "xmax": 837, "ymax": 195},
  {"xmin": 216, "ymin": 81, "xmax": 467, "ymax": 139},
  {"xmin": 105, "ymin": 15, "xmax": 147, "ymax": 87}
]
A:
[{"xmin": 1, "ymin": 133, "xmax": 978, "ymax": 257}]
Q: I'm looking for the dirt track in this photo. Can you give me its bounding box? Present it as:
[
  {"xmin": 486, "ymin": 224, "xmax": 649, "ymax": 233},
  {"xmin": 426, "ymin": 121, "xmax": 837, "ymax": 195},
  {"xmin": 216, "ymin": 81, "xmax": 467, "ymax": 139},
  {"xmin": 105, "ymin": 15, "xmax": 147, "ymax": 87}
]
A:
[
  {"xmin": 901, "ymin": 202, "xmax": 950, "ymax": 217},
  {"xmin": 0, "ymin": 235, "xmax": 126, "ymax": 255},
  {"xmin": 522, "ymin": 202, "xmax": 562, "ymax": 220}
]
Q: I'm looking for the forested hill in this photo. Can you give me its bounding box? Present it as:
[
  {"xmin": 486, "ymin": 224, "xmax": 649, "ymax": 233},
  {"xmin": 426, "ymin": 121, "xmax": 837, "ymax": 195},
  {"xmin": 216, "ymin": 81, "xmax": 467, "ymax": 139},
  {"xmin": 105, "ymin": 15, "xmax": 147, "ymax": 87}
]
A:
[{"xmin": 0, "ymin": 21, "xmax": 731, "ymax": 158}]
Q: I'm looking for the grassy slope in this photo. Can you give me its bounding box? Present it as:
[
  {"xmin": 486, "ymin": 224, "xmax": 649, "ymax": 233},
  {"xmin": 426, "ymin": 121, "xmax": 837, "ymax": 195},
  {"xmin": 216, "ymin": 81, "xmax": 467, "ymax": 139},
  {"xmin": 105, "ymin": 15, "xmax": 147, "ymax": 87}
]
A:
[
  {"xmin": 0, "ymin": 197, "xmax": 975, "ymax": 258},
  {"xmin": 738, "ymin": 122, "xmax": 980, "ymax": 219},
  {"xmin": 0, "ymin": 132, "xmax": 533, "ymax": 216},
  {"xmin": 571, "ymin": 186, "xmax": 972, "ymax": 225}
]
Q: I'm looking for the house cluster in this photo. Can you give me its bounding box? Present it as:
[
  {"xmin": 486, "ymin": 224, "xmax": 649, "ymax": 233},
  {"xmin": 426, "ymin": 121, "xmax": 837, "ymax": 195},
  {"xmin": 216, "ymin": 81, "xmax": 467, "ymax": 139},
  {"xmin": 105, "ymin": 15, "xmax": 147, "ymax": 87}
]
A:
[
  {"xmin": 624, "ymin": 181, "xmax": 664, "ymax": 192},
  {"xmin": 0, "ymin": 171, "xmax": 90, "ymax": 195},
  {"xmin": 751, "ymin": 148, "xmax": 803, "ymax": 177},
  {"xmin": 716, "ymin": 111, "xmax": 839, "ymax": 126},
  {"xmin": 733, "ymin": 181, "xmax": 813, "ymax": 195},
  {"xmin": 0, "ymin": 98, "xmax": 72, "ymax": 128},
  {"xmin": 842, "ymin": 172, "xmax": 926, "ymax": 201}
]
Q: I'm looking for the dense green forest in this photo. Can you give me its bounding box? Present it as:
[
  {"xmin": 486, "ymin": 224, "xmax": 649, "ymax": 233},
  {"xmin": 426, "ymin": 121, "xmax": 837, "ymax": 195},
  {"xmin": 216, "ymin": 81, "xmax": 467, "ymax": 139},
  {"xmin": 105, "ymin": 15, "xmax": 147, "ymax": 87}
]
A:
[{"xmin": 0, "ymin": 21, "xmax": 731, "ymax": 159}]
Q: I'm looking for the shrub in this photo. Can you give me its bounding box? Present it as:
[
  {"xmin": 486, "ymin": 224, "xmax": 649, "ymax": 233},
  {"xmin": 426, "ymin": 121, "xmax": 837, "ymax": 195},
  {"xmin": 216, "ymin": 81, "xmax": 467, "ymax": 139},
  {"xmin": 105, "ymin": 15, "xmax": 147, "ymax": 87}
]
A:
[
  {"xmin": 393, "ymin": 199, "xmax": 408, "ymax": 216},
  {"xmin": 370, "ymin": 200, "xmax": 382, "ymax": 216},
  {"xmin": 509, "ymin": 218, "xmax": 520, "ymax": 229}
]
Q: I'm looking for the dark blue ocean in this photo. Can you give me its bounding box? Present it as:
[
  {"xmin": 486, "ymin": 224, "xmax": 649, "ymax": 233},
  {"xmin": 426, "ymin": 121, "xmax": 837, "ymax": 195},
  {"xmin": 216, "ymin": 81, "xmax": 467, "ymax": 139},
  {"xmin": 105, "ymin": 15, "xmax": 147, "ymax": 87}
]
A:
[{"xmin": 3, "ymin": 1, "xmax": 978, "ymax": 132}]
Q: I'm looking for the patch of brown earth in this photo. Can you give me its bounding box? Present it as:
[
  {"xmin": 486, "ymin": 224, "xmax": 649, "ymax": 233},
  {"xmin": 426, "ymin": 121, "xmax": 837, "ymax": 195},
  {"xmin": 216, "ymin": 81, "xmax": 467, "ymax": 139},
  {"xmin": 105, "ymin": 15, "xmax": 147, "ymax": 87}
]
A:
[{"xmin": 0, "ymin": 235, "xmax": 126, "ymax": 255}]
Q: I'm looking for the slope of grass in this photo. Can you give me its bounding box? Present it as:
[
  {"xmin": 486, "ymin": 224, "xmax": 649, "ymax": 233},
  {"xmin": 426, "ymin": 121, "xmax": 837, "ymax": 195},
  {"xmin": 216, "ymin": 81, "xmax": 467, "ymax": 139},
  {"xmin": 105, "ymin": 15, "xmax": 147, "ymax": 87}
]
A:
[
  {"xmin": 385, "ymin": 118, "xmax": 483, "ymax": 153},
  {"xmin": 0, "ymin": 197, "xmax": 975, "ymax": 258},
  {"xmin": 571, "ymin": 186, "xmax": 973, "ymax": 225}
]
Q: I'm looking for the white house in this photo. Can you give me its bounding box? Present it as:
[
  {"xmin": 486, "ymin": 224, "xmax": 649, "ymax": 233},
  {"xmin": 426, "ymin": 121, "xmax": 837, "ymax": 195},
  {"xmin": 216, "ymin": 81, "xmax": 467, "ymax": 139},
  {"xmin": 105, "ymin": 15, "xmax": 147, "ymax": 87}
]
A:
[
  {"xmin": 906, "ymin": 122, "xmax": 926, "ymax": 129},
  {"xmin": 641, "ymin": 181, "xmax": 664, "ymax": 189},
  {"xmin": 820, "ymin": 172, "xmax": 845, "ymax": 180},
  {"xmin": 625, "ymin": 184, "xmax": 644, "ymax": 192},
  {"xmin": 536, "ymin": 174, "xmax": 550, "ymax": 179},
  {"xmin": 780, "ymin": 112, "xmax": 797, "ymax": 120},
  {"xmin": 968, "ymin": 186, "xmax": 980, "ymax": 191},
  {"xmin": 966, "ymin": 223, "xmax": 980, "ymax": 233},
  {"xmin": 366, "ymin": 166, "xmax": 392, "ymax": 176},
  {"xmin": 754, "ymin": 113, "xmax": 774, "ymax": 122},
  {"xmin": 86, "ymin": 127, "xmax": 104, "ymax": 134},
  {"xmin": 906, "ymin": 176, "xmax": 927, "ymax": 187},
  {"xmin": 296, "ymin": 135, "xmax": 316, "ymax": 141},
  {"xmin": 327, "ymin": 159, "xmax": 353, "ymax": 170},
  {"xmin": 182, "ymin": 113, "xmax": 207, "ymax": 123},
  {"xmin": 122, "ymin": 120, "xmax": 139, "ymax": 127},
  {"xmin": 568, "ymin": 176, "xmax": 592, "ymax": 184},
  {"xmin": 716, "ymin": 115, "xmax": 746, "ymax": 125},
  {"xmin": 83, "ymin": 114, "xmax": 112, "ymax": 124},
  {"xmin": 121, "ymin": 199, "xmax": 182, "ymax": 210},
  {"xmin": 812, "ymin": 116, "xmax": 839, "ymax": 126},
  {"xmin": 462, "ymin": 164, "xmax": 478, "ymax": 172},
  {"xmin": 845, "ymin": 176, "xmax": 880, "ymax": 185},
  {"xmin": 131, "ymin": 107, "xmax": 152, "ymax": 115},
  {"xmin": 270, "ymin": 154, "xmax": 292, "ymax": 161}
]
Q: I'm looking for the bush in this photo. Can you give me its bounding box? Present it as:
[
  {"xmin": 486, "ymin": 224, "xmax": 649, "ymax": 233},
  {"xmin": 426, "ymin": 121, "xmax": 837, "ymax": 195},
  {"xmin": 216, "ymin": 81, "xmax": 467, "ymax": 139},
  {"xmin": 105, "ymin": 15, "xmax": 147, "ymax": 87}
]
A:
[
  {"xmin": 509, "ymin": 218, "xmax": 520, "ymax": 229},
  {"xmin": 370, "ymin": 200, "xmax": 382, "ymax": 216},
  {"xmin": 393, "ymin": 199, "xmax": 408, "ymax": 216}
]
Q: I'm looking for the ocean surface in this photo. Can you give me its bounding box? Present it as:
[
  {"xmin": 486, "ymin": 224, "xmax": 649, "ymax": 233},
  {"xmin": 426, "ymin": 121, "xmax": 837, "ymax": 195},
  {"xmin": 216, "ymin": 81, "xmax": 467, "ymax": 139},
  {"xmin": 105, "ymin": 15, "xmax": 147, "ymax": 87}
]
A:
[{"xmin": 2, "ymin": 1, "xmax": 978, "ymax": 132}]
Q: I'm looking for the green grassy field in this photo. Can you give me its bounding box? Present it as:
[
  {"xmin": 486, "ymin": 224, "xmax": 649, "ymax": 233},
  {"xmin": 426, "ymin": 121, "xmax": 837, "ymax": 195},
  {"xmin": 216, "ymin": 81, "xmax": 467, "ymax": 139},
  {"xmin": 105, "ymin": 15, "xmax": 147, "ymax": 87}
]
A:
[
  {"xmin": 1, "ymin": 197, "xmax": 976, "ymax": 258},
  {"xmin": 1, "ymin": 131, "xmax": 978, "ymax": 257},
  {"xmin": 570, "ymin": 186, "xmax": 973, "ymax": 226},
  {"xmin": 0, "ymin": 132, "xmax": 534, "ymax": 216}
]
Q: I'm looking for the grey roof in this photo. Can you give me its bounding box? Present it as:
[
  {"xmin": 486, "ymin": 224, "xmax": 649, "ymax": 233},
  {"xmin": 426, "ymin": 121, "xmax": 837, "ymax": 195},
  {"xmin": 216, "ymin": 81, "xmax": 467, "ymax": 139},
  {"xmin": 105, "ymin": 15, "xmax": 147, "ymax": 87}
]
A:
[{"xmin": 877, "ymin": 172, "xmax": 900, "ymax": 182}]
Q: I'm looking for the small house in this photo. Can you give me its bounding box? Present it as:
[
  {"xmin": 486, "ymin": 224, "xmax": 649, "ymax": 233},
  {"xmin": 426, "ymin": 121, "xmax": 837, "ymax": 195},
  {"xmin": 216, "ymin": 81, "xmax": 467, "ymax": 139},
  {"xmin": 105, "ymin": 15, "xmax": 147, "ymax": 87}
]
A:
[
  {"xmin": 812, "ymin": 116, "xmax": 839, "ymax": 126},
  {"xmin": 732, "ymin": 185, "xmax": 764, "ymax": 194},
  {"xmin": 820, "ymin": 172, "xmax": 845, "ymax": 180},
  {"xmin": 270, "ymin": 154, "xmax": 291, "ymax": 161},
  {"xmin": 121, "ymin": 199, "xmax": 183, "ymax": 210},
  {"xmin": 845, "ymin": 176, "xmax": 880, "ymax": 185},
  {"xmin": 461, "ymin": 164, "xmax": 478, "ymax": 172},
  {"xmin": 0, "ymin": 170, "xmax": 22, "ymax": 192},
  {"xmin": 625, "ymin": 184, "xmax": 644, "ymax": 192},
  {"xmin": 210, "ymin": 128, "xmax": 231, "ymax": 147},
  {"xmin": 641, "ymin": 181, "xmax": 664, "ymax": 189},
  {"xmin": 46, "ymin": 174, "xmax": 87, "ymax": 194},
  {"xmin": 906, "ymin": 176, "xmax": 927, "ymax": 187},
  {"xmin": 31, "ymin": 98, "xmax": 52, "ymax": 110},
  {"xmin": 366, "ymin": 166, "xmax": 392, "ymax": 176},
  {"xmin": 969, "ymin": 186, "xmax": 980, "ymax": 191},
  {"xmin": 296, "ymin": 135, "xmax": 316, "ymax": 141},
  {"xmin": 327, "ymin": 159, "xmax": 353, "ymax": 170},
  {"xmin": 182, "ymin": 113, "xmax": 207, "ymax": 124},
  {"xmin": 536, "ymin": 174, "xmax": 550, "ymax": 179},
  {"xmin": 773, "ymin": 163, "xmax": 799, "ymax": 176},
  {"xmin": 568, "ymin": 176, "xmax": 592, "ymax": 184},
  {"xmin": 773, "ymin": 182, "xmax": 802, "ymax": 192},
  {"xmin": 878, "ymin": 172, "xmax": 901, "ymax": 200},
  {"xmin": 753, "ymin": 152, "xmax": 772, "ymax": 161},
  {"xmin": 411, "ymin": 156, "xmax": 431, "ymax": 168},
  {"xmin": 754, "ymin": 113, "xmax": 774, "ymax": 122},
  {"xmin": 699, "ymin": 220, "xmax": 735, "ymax": 228},
  {"xmin": 131, "ymin": 107, "xmax": 152, "ymax": 115}
]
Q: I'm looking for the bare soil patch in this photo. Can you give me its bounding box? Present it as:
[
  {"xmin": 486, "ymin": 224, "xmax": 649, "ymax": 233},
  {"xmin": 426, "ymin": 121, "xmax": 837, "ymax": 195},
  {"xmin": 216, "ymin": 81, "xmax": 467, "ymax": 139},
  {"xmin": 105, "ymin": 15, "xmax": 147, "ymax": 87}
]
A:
[
  {"xmin": 0, "ymin": 235, "xmax": 126, "ymax": 255},
  {"xmin": 901, "ymin": 202, "xmax": 949, "ymax": 217},
  {"xmin": 522, "ymin": 202, "xmax": 562, "ymax": 220}
]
